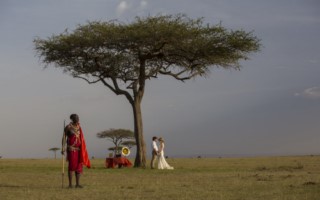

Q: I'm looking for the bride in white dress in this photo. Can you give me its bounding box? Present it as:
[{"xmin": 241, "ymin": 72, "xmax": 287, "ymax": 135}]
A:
[{"xmin": 157, "ymin": 137, "xmax": 174, "ymax": 170}]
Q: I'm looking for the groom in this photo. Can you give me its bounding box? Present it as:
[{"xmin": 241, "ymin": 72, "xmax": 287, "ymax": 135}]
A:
[{"xmin": 150, "ymin": 136, "xmax": 158, "ymax": 169}]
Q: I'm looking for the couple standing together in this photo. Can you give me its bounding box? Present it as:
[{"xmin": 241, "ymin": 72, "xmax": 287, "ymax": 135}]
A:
[{"xmin": 151, "ymin": 136, "xmax": 174, "ymax": 170}]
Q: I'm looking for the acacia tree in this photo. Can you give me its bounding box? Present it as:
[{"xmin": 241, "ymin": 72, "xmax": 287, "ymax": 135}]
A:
[
  {"xmin": 121, "ymin": 140, "xmax": 136, "ymax": 149},
  {"xmin": 97, "ymin": 129, "xmax": 135, "ymax": 155},
  {"xmin": 49, "ymin": 147, "xmax": 60, "ymax": 159},
  {"xmin": 34, "ymin": 14, "xmax": 260, "ymax": 167}
]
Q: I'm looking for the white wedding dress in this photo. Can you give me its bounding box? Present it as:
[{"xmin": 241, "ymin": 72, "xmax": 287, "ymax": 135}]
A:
[{"xmin": 157, "ymin": 143, "xmax": 174, "ymax": 170}]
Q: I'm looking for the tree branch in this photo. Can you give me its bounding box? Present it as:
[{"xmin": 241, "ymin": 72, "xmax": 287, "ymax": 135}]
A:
[
  {"xmin": 100, "ymin": 77, "xmax": 134, "ymax": 104},
  {"xmin": 74, "ymin": 75, "xmax": 102, "ymax": 84},
  {"xmin": 158, "ymin": 70, "xmax": 202, "ymax": 82}
]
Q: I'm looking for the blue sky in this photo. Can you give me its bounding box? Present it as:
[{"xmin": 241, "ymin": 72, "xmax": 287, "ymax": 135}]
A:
[{"xmin": 0, "ymin": 0, "xmax": 319, "ymax": 158}]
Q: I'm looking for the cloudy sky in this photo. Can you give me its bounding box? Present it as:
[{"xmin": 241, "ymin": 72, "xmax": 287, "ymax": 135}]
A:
[{"xmin": 0, "ymin": 0, "xmax": 319, "ymax": 158}]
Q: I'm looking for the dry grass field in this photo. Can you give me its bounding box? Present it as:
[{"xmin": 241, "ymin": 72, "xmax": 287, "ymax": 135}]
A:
[{"xmin": 0, "ymin": 156, "xmax": 320, "ymax": 200}]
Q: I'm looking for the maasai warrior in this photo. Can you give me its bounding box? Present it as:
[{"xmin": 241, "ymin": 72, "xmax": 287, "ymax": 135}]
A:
[{"xmin": 61, "ymin": 114, "xmax": 90, "ymax": 188}]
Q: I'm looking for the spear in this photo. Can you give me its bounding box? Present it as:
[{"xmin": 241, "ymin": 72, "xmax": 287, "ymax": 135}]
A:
[{"xmin": 61, "ymin": 120, "xmax": 66, "ymax": 188}]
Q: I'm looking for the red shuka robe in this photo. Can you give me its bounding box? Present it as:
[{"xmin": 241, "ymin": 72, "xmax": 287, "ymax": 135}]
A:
[
  {"xmin": 67, "ymin": 124, "xmax": 90, "ymax": 172},
  {"xmin": 79, "ymin": 126, "xmax": 91, "ymax": 168}
]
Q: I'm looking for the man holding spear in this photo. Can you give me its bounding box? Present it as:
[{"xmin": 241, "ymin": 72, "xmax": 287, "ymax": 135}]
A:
[{"xmin": 62, "ymin": 114, "xmax": 91, "ymax": 188}]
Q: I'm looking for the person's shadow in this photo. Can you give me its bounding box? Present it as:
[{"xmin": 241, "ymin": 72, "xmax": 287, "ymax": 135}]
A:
[
  {"xmin": 0, "ymin": 184, "xmax": 58, "ymax": 189},
  {"xmin": 0, "ymin": 184, "xmax": 23, "ymax": 188}
]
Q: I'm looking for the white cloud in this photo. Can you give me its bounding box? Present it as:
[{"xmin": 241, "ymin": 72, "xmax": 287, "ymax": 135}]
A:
[
  {"xmin": 296, "ymin": 87, "xmax": 320, "ymax": 99},
  {"xmin": 294, "ymin": 93, "xmax": 300, "ymax": 97},
  {"xmin": 308, "ymin": 59, "xmax": 318, "ymax": 64},
  {"xmin": 116, "ymin": 0, "xmax": 149, "ymax": 16},
  {"xmin": 116, "ymin": 1, "xmax": 129, "ymax": 16},
  {"xmin": 140, "ymin": 0, "xmax": 148, "ymax": 8}
]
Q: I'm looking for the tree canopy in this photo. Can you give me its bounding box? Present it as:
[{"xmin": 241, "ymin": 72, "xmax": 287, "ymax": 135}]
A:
[
  {"xmin": 34, "ymin": 14, "xmax": 261, "ymax": 167},
  {"xmin": 48, "ymin": 147, "xmax": 60, "ymax": 159},
  {"xmin": 34, "ymin": 14, "xmax": 260, "ymax": 93},
  {"xmin": 97, "ymin": 129, "xmax": 135, "ymax": 155},
  {"xmin": 121, "ymin": 140, "xmax": 136, "ymax": 149}
]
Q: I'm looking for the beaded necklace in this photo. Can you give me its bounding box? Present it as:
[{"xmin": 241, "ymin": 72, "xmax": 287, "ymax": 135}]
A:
[{"xmin": 69, "ymin": 123, "xmax": 80, "ymax": 144}]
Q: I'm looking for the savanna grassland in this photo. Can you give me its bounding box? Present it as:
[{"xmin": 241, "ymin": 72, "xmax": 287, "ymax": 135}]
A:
[{"xmin": 0, "ymin": 156, "xmax": 319, "ymax": 200}]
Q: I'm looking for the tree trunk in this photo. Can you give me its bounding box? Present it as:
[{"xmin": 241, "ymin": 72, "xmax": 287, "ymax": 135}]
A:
[{"xmin": 132, "ymin": 97, "xmax": 147, "ymax": 168}]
